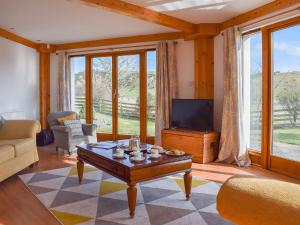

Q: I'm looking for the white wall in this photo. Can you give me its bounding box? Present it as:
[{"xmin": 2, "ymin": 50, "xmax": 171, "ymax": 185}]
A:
[
  {"xmin": 213, "ymin": 34, "xmax": 224, "ymax": 132},
  {"xmin": 176, "ymin": 40, "xmax": 194, "ymax": 98},
  {"xmin": 0, "ymin": 37, "xmax": 39, "ymax": 119}
]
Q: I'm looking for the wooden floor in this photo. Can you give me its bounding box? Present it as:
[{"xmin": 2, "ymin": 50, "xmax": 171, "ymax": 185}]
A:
[{"xmin": 1, "ymin": 144, "xmax": 300, "ymax": 225}]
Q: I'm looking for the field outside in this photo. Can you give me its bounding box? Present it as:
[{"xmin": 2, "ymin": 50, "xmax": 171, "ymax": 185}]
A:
[
  {"xmin": 92, "ymin": 112, "xmax": 155, "ymax": 136},
  {"xmin": 250, "ymin": 71, "xmax": 300, "ymax": 160}
]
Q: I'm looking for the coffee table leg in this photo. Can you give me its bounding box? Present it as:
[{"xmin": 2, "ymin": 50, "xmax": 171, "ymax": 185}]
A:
[
  {"xmin": 77, "ymin": 159, "xmax": 84, "ymax": 184},
  {"xmin": 184, "ymin": 170, "xmax": 192, "ymax": 200},
  {"xmin": 127, "ymin": 184, "xmax": 137, "ymax": 218}
]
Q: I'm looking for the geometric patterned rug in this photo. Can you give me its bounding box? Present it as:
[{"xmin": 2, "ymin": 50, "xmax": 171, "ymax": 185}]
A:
[{"xmin": 19, "ymin": 165, "xmax": 233, "ymax": 225}]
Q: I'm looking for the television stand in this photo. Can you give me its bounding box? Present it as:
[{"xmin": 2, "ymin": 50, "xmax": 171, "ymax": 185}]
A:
[{"xmin": 161, "ymin": 129, "xmax": 220, "ymax": 164}]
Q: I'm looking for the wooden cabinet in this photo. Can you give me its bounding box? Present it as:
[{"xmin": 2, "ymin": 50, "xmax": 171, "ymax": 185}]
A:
[{"xmin": 161, "ymin": 129, "xmax": 220, "ymax": 163}]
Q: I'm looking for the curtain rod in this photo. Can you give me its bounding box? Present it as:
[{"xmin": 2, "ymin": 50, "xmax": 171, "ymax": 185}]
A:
[
  {"xmin": 220, "ymin": 5, "xmax": 300, "ymax": 36},
  {"xmin": 56, "ymin": 41, "xmax": 178, "ymax": 55},
  {"xmin": 239, "ymin": 6, "xmax": 300, "ymax": 30},
  {"xmin": 57, "ymin": 44, "xmax": 156, "ymax": 55}
]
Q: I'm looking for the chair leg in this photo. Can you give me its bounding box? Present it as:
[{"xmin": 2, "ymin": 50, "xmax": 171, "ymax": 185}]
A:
[{"xmin": 56, "ymin": 146, "xmax": 59, "ymax": 152}]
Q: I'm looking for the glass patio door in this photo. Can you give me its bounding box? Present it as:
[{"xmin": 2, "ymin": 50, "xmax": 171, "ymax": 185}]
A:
[
  {"xmin": 91, "ymin": 53, "xmax": 141, "ymax": 139},
  {"xmin": 92, "ymin": 56, "xmax": 113, "ymax": 135},
  {"xmin": 117, "ymin": 54, "xmax": 140, "ymax": 136},
  {"xmin": 270, "ymin": 23, "xmax": 300, "ymax": 171}
]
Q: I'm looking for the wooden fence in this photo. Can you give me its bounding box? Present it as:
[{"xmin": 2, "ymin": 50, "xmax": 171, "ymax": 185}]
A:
[
  {"xmin": 76, "ymin": 97, "xmax": 299, "ymax": 128},
  {"xmin": 251, "ymin": 108, "xmax": 300, "ymax": 128},
  {"xmin": 75, "ymin": 96, "xmax": 155, "ymax": 120}
]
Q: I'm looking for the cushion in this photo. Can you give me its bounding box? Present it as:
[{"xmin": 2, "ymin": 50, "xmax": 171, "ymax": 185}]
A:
[
  {"xmin": 64, "ymin": 120, "xmax": 83, "ymax": 136},
  {"xmin": 0, "ymin": 138, "xmax": 35, "ymax": 157},
  {"xmin": 0, "ymin": 115, "xmax": 5, "ymax": 128},
  {"xmin": 0, "ymin": 145, "xmax": 15, "ymax": 164},
  {"xmin": 56, "ymin": 113, "xmax": 76, "ymax": 125},
  {"xmin": 217, "ymin": 175, "xmax": 300, "ymax": 225}
]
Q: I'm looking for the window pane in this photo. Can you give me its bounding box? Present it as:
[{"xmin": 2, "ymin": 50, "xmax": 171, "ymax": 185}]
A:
[
  {"xmin": 271, "ymin": 24, "xmax": 300, "ymax": 161},
  {"xmin": 243, "ymin": 32, "xmax": 262, "ymax": 151},
  {"xmin": 70, "ymin": 57, "xmax": 86, "ymax": 122},
  {"xmin": 147, "ymin": 51, "xmax": 156, "ymax": 136},
  {"xmin": 92, "ymin": 57, "xmax": 113, "ymax": 133},
  {"xmin": 117, "ymin": 55, "xmax": 140, "ymax": 135}
]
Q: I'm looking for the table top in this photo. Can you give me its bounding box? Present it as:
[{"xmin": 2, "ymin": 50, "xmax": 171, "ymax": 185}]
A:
[{"xmin": 77, "ymin": 140, "xmax": 192, "ymax": 170}]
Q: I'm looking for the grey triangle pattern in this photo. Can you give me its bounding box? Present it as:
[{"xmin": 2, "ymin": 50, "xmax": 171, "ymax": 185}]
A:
[
  {"xmin": 50, "ymin": 190, "xmax": 95, "ymax": 208},
  {"xmin": 102, "ymin": 172, "xmax": 114, "ymax": 180},
  {"xmin": 97, "ymin": 197, "xmax": 130, "ymax": 218},
  {"xmin": 199, "ymin": 212, "xmax": 234, "ymax": 225},
  {"xmin": 61, "ymin": 176, "xmax": 98, "ymax": 189},
  {"xmin": 145, "ymin": 204, "xmax": 195, "ymax": 225},
  {"xmin": 190, "ymin": 193, "xmax": 216, "ymax": 210},
  {"xmin": 140, "ymin": 186, "xmax": 180, "ymax": 203},
  {"xmin": 28, "ymin": 173, "xmax": 63, "ymax": 183},
  {"xmin": 27, "ymin": 185, "xmax": 56, "ymax": 195},
  {"xmin": 140, "ymin": 177, "xmax": 166, "ymax": 186}
]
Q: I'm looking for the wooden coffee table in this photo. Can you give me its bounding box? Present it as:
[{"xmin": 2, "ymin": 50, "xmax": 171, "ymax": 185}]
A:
[{"xmin": 76, "ymin": 141, "xmax": 193, "ymax": 218}]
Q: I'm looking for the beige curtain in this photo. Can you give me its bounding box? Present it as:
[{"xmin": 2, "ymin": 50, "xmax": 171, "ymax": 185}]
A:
[
  {"xmin": 57, "ymin": 52, "xmax": 71, "ymax": 112},
  {"xmin": 217, "ymin": 27, "xmax": 251, "ymax": 166},
  {"xmin": 155, "ymin": 41, "xmax": 178, "ymax": 145}
]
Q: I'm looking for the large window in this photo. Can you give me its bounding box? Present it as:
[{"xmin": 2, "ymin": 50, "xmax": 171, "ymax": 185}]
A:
[
  {"xmin": 240, "ymin": 17, "xmax": 300, "ymax": 178},
  {"xmin": 242, "ymin": 31, "xmax": 263, "ymax": 152},
  {"xmin": 70, "ymin": 56, "xmax": 86, "ymax": 122},
  {"xmin": 70, "ymin": 49, "xmax": 157, "ymax": 142},
  {"xmin": 271, "ymin": 24, "xmax": 300, "ymax": 162}
]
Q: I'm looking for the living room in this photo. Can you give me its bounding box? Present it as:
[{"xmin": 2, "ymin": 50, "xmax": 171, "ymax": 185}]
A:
[{"xmin": 0, "ymin": 0, "xmax": 300, "ymax": 225}]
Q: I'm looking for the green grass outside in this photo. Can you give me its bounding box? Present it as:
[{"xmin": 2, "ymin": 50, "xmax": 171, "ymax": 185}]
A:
[
  {"xmin": 273, "ymin": 127, "xmax": 300, "ymax": 145},
  {"xmin": 94, "ymin": 112, "xmax": 155, "ymax": 136}
]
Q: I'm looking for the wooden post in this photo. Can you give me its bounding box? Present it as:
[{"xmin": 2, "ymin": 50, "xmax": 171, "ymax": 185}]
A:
[
  {"xmin": 194, "ymin": 38, "xmax": 214, "ymax": 99},
  {"xmin": 38, "ymin": 44, "xmax": 51, "ymax": 129}
]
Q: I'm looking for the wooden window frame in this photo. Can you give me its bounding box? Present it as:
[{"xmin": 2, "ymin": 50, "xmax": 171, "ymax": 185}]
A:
[
  {"xmin": 241, "ymin": 29, "xmax": 263, "ymax": 163},
  {"xmin": 69, "ymin": 48, "xmax": 156, "ymax": 144},
  {"xmin": 241, "ymin": 16, "xmax": 300, "ymax": 174},
  {"xmin": 261, "ymin": 16, "xmax": 300, "ymax": 179}
]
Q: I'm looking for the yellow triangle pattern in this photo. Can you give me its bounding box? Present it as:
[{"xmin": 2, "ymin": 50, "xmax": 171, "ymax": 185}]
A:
[
  {"xmin": 68, "ymin": 166, "xmax": 97, "ymax": 176},
  {"xmin": 50, "ymin": 210, "xmax": 92, "ymax": 225},
  {"xmin": 174, "ymin": 178, "xmax": 208, "ymax": 192},
  {"xmin": 100, "ymin": 181, "xmax": 128, "ymax": 196}
]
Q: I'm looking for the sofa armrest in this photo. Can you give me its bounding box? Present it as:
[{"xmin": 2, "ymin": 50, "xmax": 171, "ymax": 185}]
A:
[
  {"xmin": 82, "ymin": 124, "xmax": 97, "ymax": 136},
  {"xmin": 51, "ymin": 125, "xmax": 71, "ymax": 133},
  {"xmin": 0, "ymin": 120, "xmax": 41, "ymax": 140},
  {"xmin": 51, "ymin": 125, "xmax": 72, "ymax": 148}
]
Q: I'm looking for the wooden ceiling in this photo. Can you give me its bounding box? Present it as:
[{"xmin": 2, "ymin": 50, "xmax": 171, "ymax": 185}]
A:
[{"xmin": 0, "ymin": 0, "xmax": 299, "ymax": 51}]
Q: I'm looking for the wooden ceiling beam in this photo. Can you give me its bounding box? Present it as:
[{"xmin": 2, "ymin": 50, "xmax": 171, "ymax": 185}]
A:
[
  {"xmin": 55, "ymin": 32, "xmax": 185, "ymax": 50},
  {"xmin": 221, "ymin": 0, "xmax": 300, "ymax": 30},
  {"xmin": 185, "ymin": 23, "xmax": 220, "ymax": 40},
  {"xmin": 79, "ymin": 0, "xmax": 197, "ymax": 33},
  {"xmin": 0, "ymin": 27, "xmax": 38, "ymax": 49}
]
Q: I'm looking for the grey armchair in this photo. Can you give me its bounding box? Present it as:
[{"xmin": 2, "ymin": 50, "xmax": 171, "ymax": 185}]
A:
[{"xmin": 47, "ymin": 111, "xmax": 97, "ymax": 154}]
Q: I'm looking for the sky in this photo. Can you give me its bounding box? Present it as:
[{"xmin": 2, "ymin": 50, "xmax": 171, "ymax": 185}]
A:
[{"xmin": 251, "ymin": 24, "xmax": 300, "ymax": 73}]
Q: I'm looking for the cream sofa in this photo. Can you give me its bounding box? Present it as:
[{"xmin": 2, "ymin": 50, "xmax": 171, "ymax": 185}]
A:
[{"xmin": 0, "ymin": 120, "xmax": 41, "ymax": 182}]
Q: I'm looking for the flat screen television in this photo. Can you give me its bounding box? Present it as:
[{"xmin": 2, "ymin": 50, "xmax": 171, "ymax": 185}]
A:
[{"xmin": 171, "ymin": 99, "xmax": 213, "ymax": 131}]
